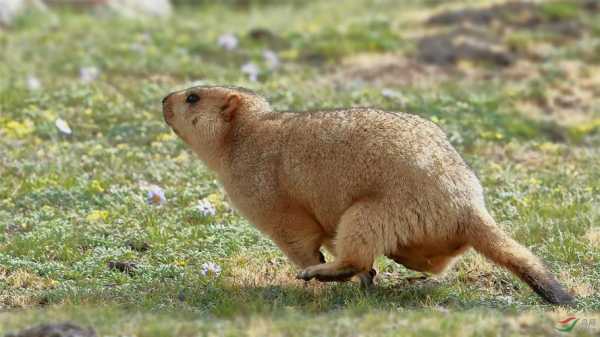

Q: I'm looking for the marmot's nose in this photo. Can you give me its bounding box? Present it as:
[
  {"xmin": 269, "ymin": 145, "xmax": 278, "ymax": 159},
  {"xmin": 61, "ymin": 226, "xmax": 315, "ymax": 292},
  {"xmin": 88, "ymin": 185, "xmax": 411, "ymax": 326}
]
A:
[
  {"xmin": 162, "ymin": 92, "xmax": 176, "ymax": 122},
  {"xmin": 162, "ymin": 92, "xmax": 174, "ymax": 105}
]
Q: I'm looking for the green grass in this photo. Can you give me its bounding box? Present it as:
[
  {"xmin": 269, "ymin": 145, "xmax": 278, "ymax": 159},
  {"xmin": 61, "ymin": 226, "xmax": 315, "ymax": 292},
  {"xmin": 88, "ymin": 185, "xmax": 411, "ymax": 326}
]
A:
[{"xmin": 1, "ymin": 1, "xmax": 599, "ymax": 336}]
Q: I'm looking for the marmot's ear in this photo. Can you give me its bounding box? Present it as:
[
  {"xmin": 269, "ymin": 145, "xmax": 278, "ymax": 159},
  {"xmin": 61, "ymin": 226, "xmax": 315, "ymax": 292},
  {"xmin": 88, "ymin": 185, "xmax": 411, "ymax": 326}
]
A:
[{"xmin": 220, "ymin": 94, "xmax": 241, "ymax": 122}]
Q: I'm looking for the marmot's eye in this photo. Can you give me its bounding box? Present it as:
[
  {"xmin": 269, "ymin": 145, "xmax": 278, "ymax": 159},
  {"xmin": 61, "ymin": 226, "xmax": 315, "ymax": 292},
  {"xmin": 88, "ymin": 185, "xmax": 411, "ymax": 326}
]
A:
[{"xmin": 185, "ymin": 93, "xmax": 200, "ymax": 104}]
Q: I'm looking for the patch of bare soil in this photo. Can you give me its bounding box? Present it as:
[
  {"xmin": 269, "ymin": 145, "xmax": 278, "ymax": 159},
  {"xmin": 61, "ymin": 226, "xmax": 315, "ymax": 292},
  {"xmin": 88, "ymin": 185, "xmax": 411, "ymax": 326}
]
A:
[
  {"xmin": 329, "ymin": 0, "xmax": 598, "ymax": 91},
  {"xmin": 427, "ymin": 1, "xmax": 592, "ymax": 31},
  {"xmin": 5, "ymin": 322, "xmax": 97, "ymax": 337},
  {"xmin": 331, "ymin": 1, "xmax": 600, "ymax": 130},
  {"xmin": 418, "ymin": 26, "xmax": 514, "ymax": 66},
  {"xmin": 418, "ymin": 1, "xmax": 597, "ymax": 66},
  {"xmin": 328, "ymin": 53, "xmax": 454, "ymax": 89},
  {"xmin": 585, "ymin": 227, "xmax": 600, "ymax": 248},
  {"xmin": 247, "ymin": 27, "xmax": 290, "ymax": 50},
  {"xmin": 514, "ymin": 60, "xmax": 600, "ymax": 126},
  {"xmin": 333, "ymin": 1, "xmax": 599, "ymax": 86},
  {"xmin": 418, "ymin": 0, "xmax": 600, "ymax": 66}
]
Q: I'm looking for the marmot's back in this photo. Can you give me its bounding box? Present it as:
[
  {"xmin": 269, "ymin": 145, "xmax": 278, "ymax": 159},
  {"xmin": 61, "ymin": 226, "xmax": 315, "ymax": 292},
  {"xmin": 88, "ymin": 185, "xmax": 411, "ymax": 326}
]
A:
[
  {"xmin": 272, "ymin": 108, "xmax": 464, "ymax": 173},
  {"xmin": 270, "ymin": 108, "xmax": 481, "ymax": 226}
]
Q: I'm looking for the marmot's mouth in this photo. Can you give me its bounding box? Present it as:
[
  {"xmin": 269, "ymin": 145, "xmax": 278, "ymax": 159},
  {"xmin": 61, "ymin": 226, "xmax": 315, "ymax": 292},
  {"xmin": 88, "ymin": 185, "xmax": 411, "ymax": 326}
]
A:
[{"xmin": 163, "ymin": 108, "xmax": 175, "ymax": 124}]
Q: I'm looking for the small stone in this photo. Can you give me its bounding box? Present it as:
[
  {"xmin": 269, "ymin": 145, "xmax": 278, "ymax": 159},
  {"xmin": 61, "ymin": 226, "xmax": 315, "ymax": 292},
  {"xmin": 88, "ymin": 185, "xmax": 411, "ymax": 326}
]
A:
[
  {"xmin": 102, "ymin": 0, "xmax": 172, "ymax": 18},
  {"xmin": 381, "ymin": 88, "xmax": 404, "ymax": 102},
  {"xmin": 126, "ymin": 240, "xmax": 150, "ymax": 252},
  {"xmin": 177, "ymin": 289, "xmax": 186, "ymax": 302},
  {"xmin": 0, "ymin": 0, "xmax": 46, "ymax": 27},
  {"xmin": 107, "ymin": 261, "xmax": 138, "ymax": 275},
  {"xmin": 5, "ymin": 322, "xmax": 97, "ymax": 337}
]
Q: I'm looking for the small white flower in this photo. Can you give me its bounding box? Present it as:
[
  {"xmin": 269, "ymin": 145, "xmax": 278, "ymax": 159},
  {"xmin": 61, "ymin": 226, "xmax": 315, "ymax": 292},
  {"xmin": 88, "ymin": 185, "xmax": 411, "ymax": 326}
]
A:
[
  {"xmin": 196, "ymin": 199, "xmax": 216, "ymax": 217},
  {"xmin": 217, "ymin": 33, "xmax": 238, "ymax": 51},
  {"xmin": 381, "ymin": 88, "xmax": 402, "ymax": 99},
  {"xmin": 80, "ymin": 66, "xmax": 100, "ymax": 83},
  {"xmin": 55, "ymin": 118, "xmax": 72, "ymax": 135},
  {"xmin": 498, "ymin": 295, "xmax": 514, "ymax": 304},
  {"xmin": 189, "ymin": 80, "xmax": 207, "ymax": 87},
  {"xmin": 146, "ymin": 185, "xmax": 166, "ymax": 206},
  {"xmin": 241, "ymin": 62, "xmax": 260, "ymax": 82},
  {"xmin": 434, "ymin": 306, "xmax": 449, "ymax": 314},
  {"xmin": 200, "ymin": 262, "xmax": 221, "ymax": 277},
  {"xmin": 380, "ymin": 272, "xmax": 393, "ymax": 278},
  {"xmin": 130, "ymin": 42, "xmax": 145, "ymax": 53},
  {"xmin": 140, "ymin": 32, "xmax": 152, "ymax": 42},
  {"xmin": 262, "ymin": 49, "xmax": 280, "ymax": 70},
  {"xmin": 26, "ymin": 75, "xmax": 41, "ymax": 91}
]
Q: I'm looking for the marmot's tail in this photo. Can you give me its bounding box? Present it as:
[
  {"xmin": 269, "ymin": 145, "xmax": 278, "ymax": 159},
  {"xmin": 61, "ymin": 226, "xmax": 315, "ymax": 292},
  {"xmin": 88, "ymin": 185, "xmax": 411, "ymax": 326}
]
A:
[{"xmin": 468, "ymin": 211, "xmax": 574, "ymax": 305}]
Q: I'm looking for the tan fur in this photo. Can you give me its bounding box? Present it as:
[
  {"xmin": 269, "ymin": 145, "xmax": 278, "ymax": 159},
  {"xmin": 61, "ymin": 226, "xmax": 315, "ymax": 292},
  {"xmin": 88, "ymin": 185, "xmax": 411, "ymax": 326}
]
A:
[{"xmin": 162, "ymin": 85, "xmax": 574, "ymax": 304}]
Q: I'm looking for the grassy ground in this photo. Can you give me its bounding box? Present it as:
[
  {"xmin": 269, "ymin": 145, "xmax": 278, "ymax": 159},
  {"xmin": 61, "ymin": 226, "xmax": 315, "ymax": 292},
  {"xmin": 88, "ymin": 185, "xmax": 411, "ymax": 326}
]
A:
[{"xmin": 1, "ymin": 0, "xmax": 599, "ymax": 336}]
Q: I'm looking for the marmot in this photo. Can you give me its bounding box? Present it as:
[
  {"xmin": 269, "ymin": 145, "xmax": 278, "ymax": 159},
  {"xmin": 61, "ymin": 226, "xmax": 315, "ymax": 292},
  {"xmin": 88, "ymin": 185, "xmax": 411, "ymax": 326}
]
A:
[{"xmin": 162, "ymin": 85, "xmax": 573, "ymax": 305}]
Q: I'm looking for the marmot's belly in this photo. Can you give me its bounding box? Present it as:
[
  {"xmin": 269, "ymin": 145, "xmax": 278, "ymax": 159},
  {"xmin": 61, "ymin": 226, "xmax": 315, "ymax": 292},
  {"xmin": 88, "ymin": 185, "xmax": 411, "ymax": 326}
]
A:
[{"xmin": 388, "ymin": 242, "xmax": 469, "ymax": 274}]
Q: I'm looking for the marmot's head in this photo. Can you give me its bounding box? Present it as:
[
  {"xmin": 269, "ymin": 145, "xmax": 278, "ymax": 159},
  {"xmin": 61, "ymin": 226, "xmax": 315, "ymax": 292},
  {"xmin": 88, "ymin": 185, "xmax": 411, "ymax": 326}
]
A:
[{"xmin": 162, "ymin": 85, "xmax": 270, "ymax": 167}]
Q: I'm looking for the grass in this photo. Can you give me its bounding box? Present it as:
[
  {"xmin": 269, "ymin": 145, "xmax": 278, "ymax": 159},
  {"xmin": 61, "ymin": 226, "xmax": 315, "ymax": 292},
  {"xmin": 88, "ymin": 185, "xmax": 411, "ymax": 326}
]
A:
[{"xmin": 1, "ymin": 0, "xmax": 599, "ymax": 336}]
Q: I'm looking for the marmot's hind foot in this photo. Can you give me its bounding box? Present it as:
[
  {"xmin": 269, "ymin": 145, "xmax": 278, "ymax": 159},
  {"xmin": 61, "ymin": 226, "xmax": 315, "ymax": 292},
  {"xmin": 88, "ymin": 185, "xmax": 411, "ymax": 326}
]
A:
[
  {"xmin": 296, "ymin": 263, "xmax": 359, "ymax": 282},
  {"xmin": 357, "ymin": 269, "xmax": 377, "ymax": 289},
  {"xmin": 404, "ymin": 274, "xmax": 428, "ymax": 283}
]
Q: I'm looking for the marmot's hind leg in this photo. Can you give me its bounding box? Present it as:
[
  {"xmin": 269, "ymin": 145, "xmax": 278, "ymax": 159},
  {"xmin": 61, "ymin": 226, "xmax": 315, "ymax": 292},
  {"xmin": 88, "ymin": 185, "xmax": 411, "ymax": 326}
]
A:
[
  {"xmin": 321, "ymin": 239, "xmax": 377, "ymax": 288},
  {"xmin": 296, "ymin": 201, "xmax": 382, "ymax": 284}
]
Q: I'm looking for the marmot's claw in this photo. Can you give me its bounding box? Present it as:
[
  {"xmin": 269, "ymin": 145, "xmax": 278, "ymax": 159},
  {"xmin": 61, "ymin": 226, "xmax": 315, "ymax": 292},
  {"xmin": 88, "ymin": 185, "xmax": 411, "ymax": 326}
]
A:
[
  {"xmin": 296, "ymin": 270, "xmax": 314, "ymax": 281},
  {"xmin": 318, "ymin": 251, "xmax": 326, "ymax": 263},
  {"xmin": 358, "ymin": 269, "xmax": 376, "ymax": 289}
]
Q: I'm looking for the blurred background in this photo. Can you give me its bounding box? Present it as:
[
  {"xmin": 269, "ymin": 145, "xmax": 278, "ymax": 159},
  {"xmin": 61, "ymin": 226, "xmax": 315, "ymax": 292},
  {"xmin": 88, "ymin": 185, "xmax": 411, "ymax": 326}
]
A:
[
  {"xmin": 1, "ymin": 1, "xmax": 599, "ymax": 336},
  {"xmin": 2, "ymin": 0, "xmax": 599, "ymax": 143}
]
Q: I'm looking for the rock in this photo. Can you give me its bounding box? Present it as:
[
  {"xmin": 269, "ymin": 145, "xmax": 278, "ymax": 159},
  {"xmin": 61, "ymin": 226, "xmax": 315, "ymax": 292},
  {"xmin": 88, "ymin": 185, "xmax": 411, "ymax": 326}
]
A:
[
  {"xmin": 427, "ymin": 2, "xmax": 535, "ymax": 27},
  {"xmin": 330, "ymin": 53, "xmax": 451, "ymax": 88},
  {"xmin": 5, "ymin": 322, "xmax": 96, "ymax": 337},
  {"xmin": 418, "ymin": 1, "xmax": 597, "ymax": 68},
  {"xmin": 42, "ymin": 0, "xmax": 172, "ymax": 18},
  {"xmin": 417, "ymin": 28, "xmax": 514, "ymax": 66},
  {"xmin": 248, "ymin": 28, "xmax": 276, "ymax": 41},
  {"xmin": 107, "ymin": 260, "xmax": 138, "ymax": 275},
  {"xmin": 102, "ymin": 0, "xmax": 172, "ymax": 18},
  {"xmin": 126, "ymin": 240, "xmax": 150, "ymax": 252},
  {"xmin": 426, "ymin": 1, "xmax": 594, "ymax": 36},
  {"xmin": 0, "ymin": 0, "xmax": 46, "ymax": 26},
  {"xmin": 247, "ymin": 27, "xmax": 289, "ymax": 50},
  {"xmin": 0, "ymin": 0, "xmax": 24, "ymax": 26}
]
